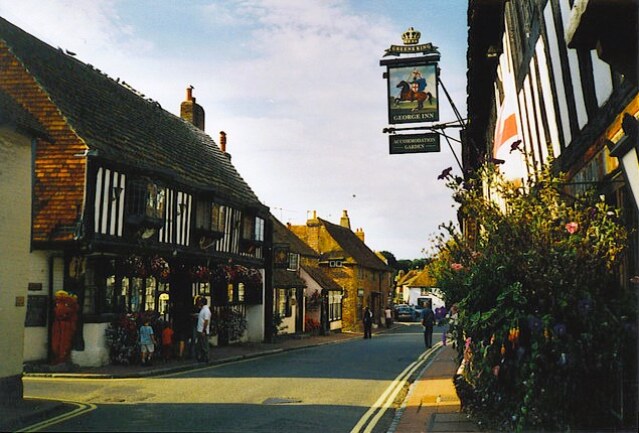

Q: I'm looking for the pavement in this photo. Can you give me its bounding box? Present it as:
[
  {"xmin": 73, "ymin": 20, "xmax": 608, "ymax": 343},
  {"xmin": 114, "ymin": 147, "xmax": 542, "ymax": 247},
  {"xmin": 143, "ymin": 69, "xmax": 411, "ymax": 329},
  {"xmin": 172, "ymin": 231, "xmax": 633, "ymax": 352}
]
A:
[
  {"xmin": 391, "ymin": 343, "xmax": 481, "ymax": 433},
  {"xmin": 2, "ymin": 326, "xmax": 481, "ymax": 433}
]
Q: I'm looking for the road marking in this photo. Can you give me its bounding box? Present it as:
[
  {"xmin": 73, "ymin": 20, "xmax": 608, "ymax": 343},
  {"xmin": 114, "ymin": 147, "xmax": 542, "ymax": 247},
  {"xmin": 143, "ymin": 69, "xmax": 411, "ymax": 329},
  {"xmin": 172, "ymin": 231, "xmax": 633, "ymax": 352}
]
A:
[
  {"xmin": 16, "ymin": 398, "xmax": 96, "ymax": 432},
  {"xmin": 349, "ymin": 342, "xmax": 442, "ymax": 433}
]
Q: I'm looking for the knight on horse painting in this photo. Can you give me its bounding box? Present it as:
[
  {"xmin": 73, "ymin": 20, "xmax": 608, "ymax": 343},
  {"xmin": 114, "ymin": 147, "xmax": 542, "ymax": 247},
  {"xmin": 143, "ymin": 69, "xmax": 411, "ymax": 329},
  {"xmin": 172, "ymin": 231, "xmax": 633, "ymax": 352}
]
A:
[
  {"xmin": 395, "ymin": 79, "xmax": 433, "ymax": 110},
  {"xmin": 410, "ymin": 68, "xmax": 427, "ymax": 93}
]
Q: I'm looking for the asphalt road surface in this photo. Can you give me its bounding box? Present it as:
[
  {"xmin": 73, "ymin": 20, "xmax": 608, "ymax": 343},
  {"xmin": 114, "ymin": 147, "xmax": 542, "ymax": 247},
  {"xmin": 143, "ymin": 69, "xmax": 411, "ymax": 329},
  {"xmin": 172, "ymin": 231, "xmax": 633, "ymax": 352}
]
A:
[{"xmin": 23, "ymin": 323, "xmax": 442, "ymax": 432}]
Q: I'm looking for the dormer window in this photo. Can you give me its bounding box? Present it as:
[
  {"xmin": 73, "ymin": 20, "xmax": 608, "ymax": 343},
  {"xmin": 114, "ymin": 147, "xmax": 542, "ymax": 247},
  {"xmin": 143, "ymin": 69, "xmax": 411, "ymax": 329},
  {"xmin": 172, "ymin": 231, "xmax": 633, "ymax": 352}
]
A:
[
  {"xmin": 287, "ymin": 252, "xmax": 300, "ymax": 271},
  {"xmin": 126, "ymin": 178, "xmax": 165, "ymax": 230},
  {"xmin": 194, "ymin": 199, "xmax": 226, "ymax": 249},
  {"xmin": 195, "ymin": 200, "xmax": 226, "ymax": 234},
  {"xmin": 329, "ymin": 260, "xmax": 343, "ymax": 268},
  {"xmin": 240, "ymin": 212, "xmax": 264, "ymax": 254}
]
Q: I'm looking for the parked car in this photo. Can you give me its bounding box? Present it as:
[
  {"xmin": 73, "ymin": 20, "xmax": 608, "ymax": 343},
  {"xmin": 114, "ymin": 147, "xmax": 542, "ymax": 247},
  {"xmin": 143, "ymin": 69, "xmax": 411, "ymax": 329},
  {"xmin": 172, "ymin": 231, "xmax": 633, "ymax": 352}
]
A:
[
  {"xmin": 413, "ymin": 304, "xmax": 424, "ymax": 320},
  {"xmin": 394, "ymin": 305, "xmax": 416, "ymax": 322}
]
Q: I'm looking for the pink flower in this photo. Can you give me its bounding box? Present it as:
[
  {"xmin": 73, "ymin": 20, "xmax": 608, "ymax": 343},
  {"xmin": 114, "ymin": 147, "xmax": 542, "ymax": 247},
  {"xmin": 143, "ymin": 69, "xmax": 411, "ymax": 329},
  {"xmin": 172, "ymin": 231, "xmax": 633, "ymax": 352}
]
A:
[
  {"xmin": 565, "ymin": 222, "xmax": 579, "ymax": 234},
  {"xmin": 451, "ymin": 263, "xmax": 464, "ymax": 271}
]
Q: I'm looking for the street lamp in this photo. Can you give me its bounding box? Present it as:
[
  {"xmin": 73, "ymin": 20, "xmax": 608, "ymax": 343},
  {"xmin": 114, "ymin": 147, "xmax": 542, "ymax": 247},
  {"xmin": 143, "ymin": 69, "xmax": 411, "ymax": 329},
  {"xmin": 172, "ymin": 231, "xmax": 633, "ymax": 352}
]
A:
[{"xmin": 607, "ymin": 113, "xmax": 639, "ymax": 211}]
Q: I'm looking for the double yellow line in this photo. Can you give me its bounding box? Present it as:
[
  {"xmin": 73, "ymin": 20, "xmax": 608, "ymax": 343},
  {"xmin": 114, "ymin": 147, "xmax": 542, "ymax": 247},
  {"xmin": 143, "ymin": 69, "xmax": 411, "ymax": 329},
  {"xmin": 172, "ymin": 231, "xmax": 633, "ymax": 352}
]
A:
[
  {"xmin": 349, "ymin": 342, "xmax": 442, "ymax": 433},
  {"xmin": 16, "ymin": 398, "xmax": 96, "ymax": 432}
]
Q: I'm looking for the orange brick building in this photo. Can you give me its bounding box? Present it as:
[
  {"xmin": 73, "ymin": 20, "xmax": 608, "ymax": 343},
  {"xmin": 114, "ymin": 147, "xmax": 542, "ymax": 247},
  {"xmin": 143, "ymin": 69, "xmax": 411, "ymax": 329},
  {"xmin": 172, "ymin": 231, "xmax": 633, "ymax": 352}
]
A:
[{"xmin": 289, "ymin": 210, "xmax": 392, "ymax": 331}]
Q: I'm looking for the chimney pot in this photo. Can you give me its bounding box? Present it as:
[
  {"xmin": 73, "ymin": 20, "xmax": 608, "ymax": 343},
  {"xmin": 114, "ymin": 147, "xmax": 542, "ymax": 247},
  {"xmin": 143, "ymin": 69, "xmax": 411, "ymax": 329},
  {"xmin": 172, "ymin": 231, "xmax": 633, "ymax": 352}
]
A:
[{"xmin": 219, "ymin": 131, "xmax": 227, "ymax": 153}]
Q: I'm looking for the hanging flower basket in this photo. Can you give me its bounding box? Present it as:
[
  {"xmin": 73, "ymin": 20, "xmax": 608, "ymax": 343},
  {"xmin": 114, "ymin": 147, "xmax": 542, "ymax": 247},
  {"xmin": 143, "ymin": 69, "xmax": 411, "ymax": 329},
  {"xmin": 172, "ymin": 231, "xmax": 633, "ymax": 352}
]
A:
[
  {"xmin": 209, "ymin": 264, "xmax": 229, "ymax": 288},
  {"xmin": 124, "ymin": 255, "xmax": 148, "ymax": 278},
  {"xmin": 246, "ymin": 268, "xmax": 262, "ymax": 288},
  {"xmin": 233, "ymin": 265, "xmax": 250, "ymax": 284},
  {"xmin": 150, "ymin": 255, "xmax": 170, "ymax": 281},
  {"xmin": 190, "ymin": 264, "xmax": 212, "ymax": 283}
]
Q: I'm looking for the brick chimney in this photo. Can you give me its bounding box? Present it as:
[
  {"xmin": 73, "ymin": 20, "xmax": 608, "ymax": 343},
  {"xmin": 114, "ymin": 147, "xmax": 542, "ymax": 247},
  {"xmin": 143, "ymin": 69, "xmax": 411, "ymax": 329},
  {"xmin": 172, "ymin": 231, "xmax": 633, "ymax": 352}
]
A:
[
  {"xmin": 180, "ymin": 85, "xmax": 205, "ymax": 131},
  {"xmin": 340, "ymin": 210, "xmax": 351, "ymax": 229},
  {"xmin": 355, "ymin": 227, "xmax": 365, "ymax": 243}
]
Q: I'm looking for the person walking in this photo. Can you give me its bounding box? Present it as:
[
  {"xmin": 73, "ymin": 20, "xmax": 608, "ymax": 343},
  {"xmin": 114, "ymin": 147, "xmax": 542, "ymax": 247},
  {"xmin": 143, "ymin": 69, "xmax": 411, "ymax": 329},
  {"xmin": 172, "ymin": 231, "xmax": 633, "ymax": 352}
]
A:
[
  {"xmin": 196, "ymin": 297, "xmax": 211, "ymax": 362},
  {"xmin": 161, "ymin": 321, "xmax": 175, "ymax": 362},
  {"xmin": 384, "ymin": 306, "xmax": 393, "ymax": 328},
  {"xmin": 139, "ymin": 319, "xmax": 156, "ymax": 366},
  {"xmin": 363, "ymin": 306, "xmax": 373, "ymax": 339},
  {"xmin": 421, "ymin": 300, "xmax": 435, "ymax": 348}
]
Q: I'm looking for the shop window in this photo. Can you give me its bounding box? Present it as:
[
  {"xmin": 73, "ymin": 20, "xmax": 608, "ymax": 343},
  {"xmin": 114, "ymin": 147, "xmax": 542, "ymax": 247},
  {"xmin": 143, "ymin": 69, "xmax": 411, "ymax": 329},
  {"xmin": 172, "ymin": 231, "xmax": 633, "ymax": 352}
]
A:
[
  {"xmin": 192, "ymin": 282, "xmax": 211, "ymax": 307},
  {"xmin": 276, "ymin": 288, "xmax": 293, "ymax": 317},
  {"xmin": 329, "ymin": 291, "xmax": 342, "ymax": 321},
  {"xmin": 238, "ymin": 283, "xmax": 245, "ymax": 302},
  {"xmin": 356, "ymin": 288, "xmax": 364, "ymax": 320},
  {"xmin": 227, "ymin": 283, "xmax": 235, "ymax": 304}
]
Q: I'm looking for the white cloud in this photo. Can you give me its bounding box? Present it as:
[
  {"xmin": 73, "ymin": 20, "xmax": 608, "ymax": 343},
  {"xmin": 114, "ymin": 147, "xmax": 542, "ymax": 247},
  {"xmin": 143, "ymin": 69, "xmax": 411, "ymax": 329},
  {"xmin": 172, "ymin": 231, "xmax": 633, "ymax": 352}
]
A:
[{"xmin": 0, "ymin": 0, "xmax": 466, "ymax": 259}]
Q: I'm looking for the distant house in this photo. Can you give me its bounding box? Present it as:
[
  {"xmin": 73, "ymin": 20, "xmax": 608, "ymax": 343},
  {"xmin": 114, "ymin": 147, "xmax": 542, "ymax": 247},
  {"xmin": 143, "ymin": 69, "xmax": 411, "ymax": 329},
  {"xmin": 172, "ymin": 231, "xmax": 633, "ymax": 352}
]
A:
[
  {"xmin": 289, "ymin": 210, "xmax": 392, "ymax": 331},
  {"xmin": 0, "ymin": 15, "xmax": 270, "ymax": 386},
  {"xmin": 396, "ymin": 267, "xmax": 445, "ymax": 311},
  {"xmin": 271, "ymin": 215, "xmax": 343, "ymax": 335}
]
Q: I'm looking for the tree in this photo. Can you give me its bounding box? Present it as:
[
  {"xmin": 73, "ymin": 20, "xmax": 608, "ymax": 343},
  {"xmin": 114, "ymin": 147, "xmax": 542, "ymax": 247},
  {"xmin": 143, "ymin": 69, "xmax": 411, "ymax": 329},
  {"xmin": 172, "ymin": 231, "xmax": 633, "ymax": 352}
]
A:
[{"xmin": 378, "ymin": 250, "xmax": 399, "ymax": 270}]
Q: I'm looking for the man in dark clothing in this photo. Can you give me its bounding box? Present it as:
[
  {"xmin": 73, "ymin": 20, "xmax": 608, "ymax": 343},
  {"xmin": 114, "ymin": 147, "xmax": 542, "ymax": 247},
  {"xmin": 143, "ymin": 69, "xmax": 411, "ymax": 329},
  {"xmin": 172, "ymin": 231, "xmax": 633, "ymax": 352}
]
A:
[
  {"xmin": 421, "ymin": 301, "xmax": 435, "ymax": 348},
  {"xmin": 363, "ymin": 307, "xmax": 373, "ymax": 339}
]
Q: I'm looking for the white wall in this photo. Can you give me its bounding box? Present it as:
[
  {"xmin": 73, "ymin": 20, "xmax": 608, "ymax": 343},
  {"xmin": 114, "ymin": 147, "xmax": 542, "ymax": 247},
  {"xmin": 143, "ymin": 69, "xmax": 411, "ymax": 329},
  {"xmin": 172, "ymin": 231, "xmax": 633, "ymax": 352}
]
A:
[
  {"xmin": 22, "ymin": 250, "xmax": 52, "ymax": 362},
  {"xmin": 71, "ymin": 322, "xmax": 110, "ymax": 367},
  {"xmin": 0, "ymin": 128, "xmax": 31, "ymax": 383}
]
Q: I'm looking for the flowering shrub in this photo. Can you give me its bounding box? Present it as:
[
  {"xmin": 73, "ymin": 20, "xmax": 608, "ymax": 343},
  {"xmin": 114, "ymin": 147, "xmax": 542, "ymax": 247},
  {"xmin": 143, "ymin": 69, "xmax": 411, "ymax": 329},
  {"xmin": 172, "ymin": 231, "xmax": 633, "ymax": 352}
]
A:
[
  {"xmin": 305, "ymin": 317, "xmax": 321, "ymax": 334},
  {"xmin": 306, "ymin": 290, "xmax": 321, "ymax": 310},
  {"xmin": 429, "ymin": 164, "xmax": 636, "ymax": 431},
  {"xmin": 105, "ymin": 313, "xmax": 140, "ymax": 365},
  {"xmin": 210, "ymin": 307, "xmax": 247, "ymax": 342}
]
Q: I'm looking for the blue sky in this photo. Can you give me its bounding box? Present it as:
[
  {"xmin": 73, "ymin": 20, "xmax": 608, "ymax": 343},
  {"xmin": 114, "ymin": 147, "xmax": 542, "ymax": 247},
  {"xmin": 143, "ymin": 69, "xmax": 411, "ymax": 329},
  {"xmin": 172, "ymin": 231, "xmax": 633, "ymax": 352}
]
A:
[{"xmin": 0, "ymin": 0, "xmax": 468, "ymax": 260}]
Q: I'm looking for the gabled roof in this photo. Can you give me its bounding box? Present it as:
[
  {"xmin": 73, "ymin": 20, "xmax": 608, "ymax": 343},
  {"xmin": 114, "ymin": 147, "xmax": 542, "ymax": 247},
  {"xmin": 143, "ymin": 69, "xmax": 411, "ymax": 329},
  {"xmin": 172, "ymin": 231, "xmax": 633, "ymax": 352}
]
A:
[
  {"xmin": 318, "ymin": 218, "xmax": 391, "ymax": 272},
  {"xmin": 0, "ymin": 17, "xmax": 263, "ymax": 209},
  {"xmin": 273, "ymin": 269, "xmax": 306, "ymax": 288},
  {"xmin": 270, "ymin": 214, "xmax": 318, "ymax": 258},
  {"xmin": 400, "ymin": 267, "xmax": 435, "ymax": 287},
  {"xmin": 301, "ymin": 264, "xmax": 343, "ymax": 292}
]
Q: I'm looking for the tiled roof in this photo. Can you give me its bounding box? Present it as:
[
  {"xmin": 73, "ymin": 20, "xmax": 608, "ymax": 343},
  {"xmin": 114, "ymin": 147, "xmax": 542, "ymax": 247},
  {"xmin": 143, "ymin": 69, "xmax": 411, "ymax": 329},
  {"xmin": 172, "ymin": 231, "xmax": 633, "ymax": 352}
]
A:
[
  {"xmin": 397, "ymin": 269, "xmax": 419, "ymax": 286},
  {"xmin": 301, "ymin": 264, "xmax": 343, "ymax": 292},
  {"xmin": 273, "ymin": 269, "xmax": 306, "ymax": 288},
  {"xmin": 399, "ymin": 268, "xmax": 435, "ymax": 287},
  {"xmin": 270, "ymin": 214, "xmax": 318, "ymax": 257},
  {"xmin": 0, "ymin": 17, "xmax": 263, "ymax": 208},
  {"xmin": 318, "ymin": 218, "xmax": 391, "ymax": 272}
]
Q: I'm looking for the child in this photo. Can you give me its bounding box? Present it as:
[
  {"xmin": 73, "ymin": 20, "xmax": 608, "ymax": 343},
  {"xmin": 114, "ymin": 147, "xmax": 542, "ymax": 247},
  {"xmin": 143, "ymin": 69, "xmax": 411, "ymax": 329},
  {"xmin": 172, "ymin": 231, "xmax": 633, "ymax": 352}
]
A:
[
  {"xmin": 139, "ymin": 319, "xmax": 156, "ymax": 366},
  {"xmin": 162, "ymin": 321, "xmax": 175, "ymax": 362}
]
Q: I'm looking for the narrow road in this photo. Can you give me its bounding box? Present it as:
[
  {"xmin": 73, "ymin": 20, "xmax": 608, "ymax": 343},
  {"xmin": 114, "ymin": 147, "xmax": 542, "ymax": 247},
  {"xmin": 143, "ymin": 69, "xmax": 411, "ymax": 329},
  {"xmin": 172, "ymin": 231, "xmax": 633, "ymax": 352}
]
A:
[{"xmin": 24, "ymin": 323, "xmax": 440, "ymax": 432}]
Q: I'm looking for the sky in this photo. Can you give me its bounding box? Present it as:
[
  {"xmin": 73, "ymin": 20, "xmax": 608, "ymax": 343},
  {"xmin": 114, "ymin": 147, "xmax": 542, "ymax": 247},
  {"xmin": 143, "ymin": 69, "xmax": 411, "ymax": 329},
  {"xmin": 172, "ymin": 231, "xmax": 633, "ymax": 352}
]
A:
[{"xmin": 0, "ymin": 0, "xmax": 468, "ymax": 260}]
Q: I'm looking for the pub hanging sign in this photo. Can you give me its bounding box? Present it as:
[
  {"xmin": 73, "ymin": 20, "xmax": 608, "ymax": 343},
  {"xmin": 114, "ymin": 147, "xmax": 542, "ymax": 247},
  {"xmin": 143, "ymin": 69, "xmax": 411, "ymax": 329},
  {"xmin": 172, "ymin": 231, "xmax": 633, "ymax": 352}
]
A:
[
  {"xmin": 380, "ymin": 27, "xmax": 440, "ymax": 125},
  {"xmin": 385, "ymin": 62, "xmax": 439, "ymax": 124},
  {"xmin": 389, "ymin": 133, "xmax": 440, "ymax": 154}
]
